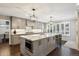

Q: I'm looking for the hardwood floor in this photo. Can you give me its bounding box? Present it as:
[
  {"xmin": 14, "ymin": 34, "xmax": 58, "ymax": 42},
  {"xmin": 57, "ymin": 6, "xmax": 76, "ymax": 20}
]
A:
[
  {"xmin": 48, "ymin": 46, "xmax": 79, "ymax": 56},
  {"xmin": 0, "ymin": 43, "xmax": 20, "ymax": 56},
  {"xmin": 0, "ymin": 43, "xmax": 79, "ymax": 56}
]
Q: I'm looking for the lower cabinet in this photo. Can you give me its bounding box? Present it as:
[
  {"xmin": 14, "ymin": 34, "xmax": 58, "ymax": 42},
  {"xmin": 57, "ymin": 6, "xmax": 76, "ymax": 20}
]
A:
[
  {"xmin": 11, "ymin": 35, "xmax": 20, "ymax": 45},
  {"xmin": 33, "ymin": 39, "xmax": 45, "ymax": 56},
  {"xmin": 47, "ymin": 37, "xmax": 56, "ymax": 54},
  {"xmin": 33, "ymin": 37, "xmax": 56, "ymax": 56},
  {"xmin": 20, "ymin": 36, "xmax": 57, "ymax": 56}
]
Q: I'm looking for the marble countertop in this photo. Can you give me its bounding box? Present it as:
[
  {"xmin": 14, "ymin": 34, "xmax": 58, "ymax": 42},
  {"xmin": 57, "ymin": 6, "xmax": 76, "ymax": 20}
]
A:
[
  {"xmin": 11, "ymin": 32, "xmax": 44, "ymax": 35},
  {"xmin": 20, "ymin": 33, "xmax": 60, "ymax": 41}
]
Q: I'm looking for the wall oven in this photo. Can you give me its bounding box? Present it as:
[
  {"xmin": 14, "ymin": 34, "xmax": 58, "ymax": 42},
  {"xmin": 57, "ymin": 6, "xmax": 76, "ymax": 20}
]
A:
[{"xmin": 25, "ymin": 39, "xmax": 33, "ymax": 53}]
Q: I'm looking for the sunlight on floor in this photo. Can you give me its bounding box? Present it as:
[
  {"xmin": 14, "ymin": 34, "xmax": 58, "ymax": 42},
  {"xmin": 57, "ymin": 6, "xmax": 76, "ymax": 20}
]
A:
[{"xmin": 64, "ymin": 41, "xmax": 79, "ymax": 51}]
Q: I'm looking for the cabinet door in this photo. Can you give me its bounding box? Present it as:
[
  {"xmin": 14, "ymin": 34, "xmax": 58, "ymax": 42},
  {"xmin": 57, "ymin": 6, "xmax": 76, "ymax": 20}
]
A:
[
  {"xmin": 65, "ymin": 22, "xmax": 70, "ymax": 36},
  {"xmin": 47, "ymin": 37, "xmax": 53, "ymax": 53},
  {"xmin": 33, "ymin": 39, "xmax": 48, "ymax": 56},
  {"xmin": 12, "ymin": 35, "xmax": 20, "ymax": 45},
  {"xmin": 43, "ymin": 38, "xmax": 48, "ymax": 55},
  {"xmin": 38, "ymin": 39, "xmax": 44, "ymax": 56},
  {"xmin": 20, "ymin": 38, "xmax": 26, "ymax": 55},
  {"xmin": 47, "ymin": 37, "xmax": 57, "ymax": 54},
  {"xmin": 53, "ymin": 37, "xmax": 57, "ymax": 48},
  {"xmin": 33, "ymin": 41, "xmax": 39, "ymax": 56}
]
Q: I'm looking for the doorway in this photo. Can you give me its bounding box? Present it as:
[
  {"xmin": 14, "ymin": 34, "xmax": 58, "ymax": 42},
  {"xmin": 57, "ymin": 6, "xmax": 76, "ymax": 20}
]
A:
[{"xmin": 0, "ymin": 20, "xmax": 10, "ymax": 44}]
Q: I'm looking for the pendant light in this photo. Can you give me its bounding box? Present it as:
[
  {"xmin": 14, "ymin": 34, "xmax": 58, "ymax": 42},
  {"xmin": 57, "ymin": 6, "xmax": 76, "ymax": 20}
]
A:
[{"xmin": 30, "ymin": 8, "xmax": 37, "ymax": 21}]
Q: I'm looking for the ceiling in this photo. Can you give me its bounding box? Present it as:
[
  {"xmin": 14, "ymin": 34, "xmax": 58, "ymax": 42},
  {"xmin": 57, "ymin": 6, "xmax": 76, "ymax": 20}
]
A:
[{"xmin": 0, "ymin": 3, "xmax": 77, "ymax": 22}]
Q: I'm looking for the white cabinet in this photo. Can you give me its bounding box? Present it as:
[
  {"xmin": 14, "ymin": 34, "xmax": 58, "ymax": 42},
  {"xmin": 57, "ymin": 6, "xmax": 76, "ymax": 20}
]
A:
[
  {"xmin": 11, "ymin": 35, "xmax": 20, "ymax": 45},
  {"xmin": 20, "ymin": 34, "xmax": 59, "ymax": 56},
  {"xmin": 38, "ymin": 39, "xmax": 45, "ymax": 55},
  {"xmin": 56, "ymin": 22, "xmax": 70, "ymax": 36},
  {"xmin": 33, "ymin": 39, "xmax": 48, "ymax": 56},
  {"xmin": 47, "ymin": 38, "xmax": 53, "ymax": 53},
  {"xmin": 65, "ymin": 22, "xmax": 70, "ymax": 36},
  {"xmin": 47, "ymin": 37, "xmax": 56, "ymax": 54},
  {"xmin": 31, "ymin": 37, "xmax": 57, "ymax": 56},
  {"xmin": 47, "ymin": 21, "xmax": 70, "ymax": 36}
]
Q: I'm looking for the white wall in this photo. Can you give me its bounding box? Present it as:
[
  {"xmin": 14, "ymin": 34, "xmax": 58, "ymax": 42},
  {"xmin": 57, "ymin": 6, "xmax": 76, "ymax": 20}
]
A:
[
  {"xmin": 63, "ymin": 20, "xmax": 76, "ymax": 41},
  {"xmin": 70, "ymin": 20, "xmax": 76, "ymax": 41}
]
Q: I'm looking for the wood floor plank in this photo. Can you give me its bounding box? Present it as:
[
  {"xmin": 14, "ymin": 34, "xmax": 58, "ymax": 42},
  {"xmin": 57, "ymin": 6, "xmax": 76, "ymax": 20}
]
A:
[{"xmin": 0, "ymin": 43, "xmax": 79, "ymax": 56}]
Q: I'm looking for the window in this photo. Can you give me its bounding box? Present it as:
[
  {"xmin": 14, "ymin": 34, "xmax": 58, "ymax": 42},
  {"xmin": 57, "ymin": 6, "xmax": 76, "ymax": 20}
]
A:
[
  {"xmin": 0, "ymin": 20, "xmax": 10, "ymax": 34},
  {"xmin": 57, "ymin": 24, "xmax": 59, "ymax": 33},
  {"xmin": 46, "ymin": 21, "xmax": 70, "ymax": 36},
  {"xmin": 61, "ymin": 24, "xmax": 64, "ymax": 34},
  {"xmin": 53, "ymin": 25, "xmax": 55, "ymax": 33}
]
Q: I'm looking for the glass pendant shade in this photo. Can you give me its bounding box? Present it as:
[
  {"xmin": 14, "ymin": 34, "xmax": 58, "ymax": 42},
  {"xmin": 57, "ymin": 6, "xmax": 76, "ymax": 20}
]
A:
[{"xmin": 30, "ymin": 8, "xmax": 37, "ymax": 21}]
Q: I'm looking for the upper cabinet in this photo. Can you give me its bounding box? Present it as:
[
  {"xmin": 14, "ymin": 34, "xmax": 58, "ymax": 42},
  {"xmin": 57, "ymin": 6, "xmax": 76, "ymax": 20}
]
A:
[
  {"xmin": 65, "ymin": 22, "xmax": 70, "ymax": 36},
  {"xmin": 46, "ymin": 21, "xmax": 70, "ymax": 36},
  {"xmin": 12, "ymin": 17, "xmax": 26, "ymax": 29}
]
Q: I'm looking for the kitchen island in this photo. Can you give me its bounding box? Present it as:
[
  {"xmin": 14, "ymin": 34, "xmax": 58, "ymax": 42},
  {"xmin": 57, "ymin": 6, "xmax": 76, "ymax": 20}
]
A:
[{"xmin": 20, "ymin": 33, "xmax": 61, "ymax": 56}]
